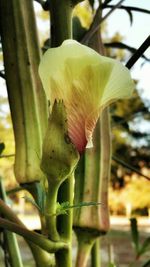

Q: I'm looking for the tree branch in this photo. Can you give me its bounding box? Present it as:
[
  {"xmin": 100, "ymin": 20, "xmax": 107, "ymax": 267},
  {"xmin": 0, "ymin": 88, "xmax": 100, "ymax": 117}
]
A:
[
  {"xmin": 126, "ymin": 35, "xmax": 150, "ymax": 69},
  {"xmin": 0, "ymin": 71, "xmax": 5, "ymax": 80},
  {"xmin": 81, "ymin": 0, "xmax": 125, "ymax": 45},
  {"xmin": 112, "ymin": 155, "xmax": 150, "ymax": 181},
  {"xmin": 34, "ymin": 0, "xmax": 45, "ymax": 6},
  {"xmin": 0, "ymin": 154, "xmax": 15, "ymax": 158},
  {"xmin": 103, "ymin": 5, "xmax": 150, "ymax": 15},
  {"xmin": 104, "ymin": 42, "xmax": 150, "ymax": 61}
]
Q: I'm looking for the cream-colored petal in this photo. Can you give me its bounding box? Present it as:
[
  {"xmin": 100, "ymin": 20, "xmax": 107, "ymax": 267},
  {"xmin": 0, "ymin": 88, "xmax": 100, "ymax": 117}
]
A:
[
  {"xmin": 85, "ymin": 60, "xmax": 134, "ymax": 144},
  {"xmin": 101, "ymin": 59, "xmax": 134, "ymax": 106},
  {"xmin": 39, "ymin": 40, "xmax": 100, "ymax": 98}
]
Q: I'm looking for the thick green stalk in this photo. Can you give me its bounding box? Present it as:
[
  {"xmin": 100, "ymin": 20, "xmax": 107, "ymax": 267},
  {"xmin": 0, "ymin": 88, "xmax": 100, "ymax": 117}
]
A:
[
  {"xmin": 0, "ymin": 0, "xmax": 47, "ymax": 184},
  {"xmin": 0, "ymin": 179, "xmax": 23, "ymax": 267},
  {"xmin": 49, "ymin": 0, "xmax": 84, "ymax": 41},
  {"xmin": 48, "ymin": 1, "xmax": 74, "ymax": 266},
  {"xmin": 50, "ymin": 0, "xmax": 73, "ymax": 47},
  {"xmin": 75, "ymin": 230, "xmax": 96, "ymax": 267},
  {"xmin": 91, "ymin": 240, "xmax": 101, "ymax": 267}
]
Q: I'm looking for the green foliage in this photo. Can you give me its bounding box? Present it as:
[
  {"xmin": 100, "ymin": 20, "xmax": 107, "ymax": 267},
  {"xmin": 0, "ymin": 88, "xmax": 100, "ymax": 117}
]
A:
[
  {"xmin": 130, "ymin": 218, "xmax": 150, "ymax": 263},
  {"xmin": 0, "ymin": 1, "xmax": 150, "ymax": 266},
  {"xmin": 142, "ymin": 259, "xmax": 150, "ymax": 267},
  {"xmin": 111, "ymin": 89, "xmax": 150, "ymax": 189},
  {"xmin": 138, "ymin": 237, "xmax": 150, "ymax": 258},
  {"xmin": 23, "ymin": 194, "xmax": 102, "ymax": 217},
  {"xmin": 56, "ymin": 201, "xmax": 101, "ymax": 216},
  {"xmin": 130, "ymin": 218, "xmax": 139, "ymax": 253},
  {"xmin": 0, "ymin": 143, "xmax": 5, "ymax": 155},
  {"xmin": 125, "ymin": 178, "xmax": 150, "ymax": 210}
]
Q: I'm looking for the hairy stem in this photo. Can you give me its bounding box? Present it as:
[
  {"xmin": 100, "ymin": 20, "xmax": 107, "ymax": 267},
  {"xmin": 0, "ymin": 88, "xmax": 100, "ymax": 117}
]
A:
[{"xmin": 56, "ymin": 173, "xmax": 74, "ymax": 267}]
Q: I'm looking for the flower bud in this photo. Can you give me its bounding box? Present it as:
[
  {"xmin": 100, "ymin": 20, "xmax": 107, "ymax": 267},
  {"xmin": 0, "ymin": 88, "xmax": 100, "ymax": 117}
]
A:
[{"xmin": 41, "ymin": 101, "xmax": 79, "ymax": 183}]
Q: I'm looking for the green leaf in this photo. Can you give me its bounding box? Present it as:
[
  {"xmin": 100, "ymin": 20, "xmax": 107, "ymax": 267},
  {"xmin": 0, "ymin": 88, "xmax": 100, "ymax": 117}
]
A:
[
  {"xmin": 22, "ymin": 182, "xmax": 46, "ymax": 212},
  {"xmin": 53, "ymin": 202, "xmax": 68, "ymax": 216},
  {"xmin": 0, "ymin": 143, "xmax": 5, "ymax": 155},
  {"xmin": 138, "ymin": 237, "xmax": 150, "ymax": 257},
  {"xmin": 60, "ymin": 201, "xmax": 70, "ymax": 209},
  {"xmin": 35, "ymin": 183, "xmax": 45, "ymax": 212},
  {"xmin": 65, "ymin": 201, "xmax": 101, "ymax": 211},
  {"xmin": 130, "ymin": 218, "xmax": 139, "ymax": 254},
  {"xmin": 55, "ymin": 201, "xmax": 102, "ymax": 216}
]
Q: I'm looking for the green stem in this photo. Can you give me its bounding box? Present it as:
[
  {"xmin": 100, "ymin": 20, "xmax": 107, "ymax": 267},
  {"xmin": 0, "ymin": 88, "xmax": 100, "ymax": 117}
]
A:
[
  {"xmin": 46, "ymin": 181, "xmax": 60, "ymax": 241},
  {"xmin": 0, "ymin": 198, "xmax": 54, "ymax": 267},
  {"xmin": 0, "ymin": 217, "xmax": 68, "ymax": 253},
  {"xmin": 0, "ymin": 179, "xmax": 23, "ymax": 267},
  {"xmin": 21, "ymin": 181, "xmax": 56, "ymax": 266},
  {"xmin": 21, "ymin": 181, "xmax": 47, "ymax": 235},
  {"xmin": 91, "ymin": 239, "xmax": 101, "ymax": 267},
  {"xmin": 50, "ymin": 0, "xmax": 73, "ymax": 47},
  {"xmin": 75, "ymin": 230, "xmax": 96, "ymax": 267},
  {"xmin": 56, "ymin": 173, "xmax": 74, "ymax": 267}
]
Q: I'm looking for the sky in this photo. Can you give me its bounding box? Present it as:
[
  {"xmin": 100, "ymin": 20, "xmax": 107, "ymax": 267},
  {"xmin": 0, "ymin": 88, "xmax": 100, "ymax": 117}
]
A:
[{"xmin": 103, "ymin": 0, "xmax": 150, "ymax": 101}]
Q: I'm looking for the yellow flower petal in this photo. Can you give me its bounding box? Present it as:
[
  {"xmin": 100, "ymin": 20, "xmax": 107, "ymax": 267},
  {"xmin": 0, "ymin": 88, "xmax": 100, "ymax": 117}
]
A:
[{"xmin": 39, "ymin": 40, "xmax": 134, "ymax": 153}]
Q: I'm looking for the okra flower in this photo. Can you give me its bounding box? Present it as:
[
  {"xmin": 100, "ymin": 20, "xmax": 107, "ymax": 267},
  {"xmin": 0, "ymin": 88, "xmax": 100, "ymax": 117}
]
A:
[{"xmin": 39, "ymin": 40, "xmax": 134, "ymax": 153}]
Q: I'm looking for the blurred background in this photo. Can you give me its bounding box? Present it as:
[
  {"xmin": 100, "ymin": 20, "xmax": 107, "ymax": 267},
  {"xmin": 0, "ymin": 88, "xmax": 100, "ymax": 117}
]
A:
[{"xmin": 0, "ymin": 0, "xmax": 150, "ymax": 266}]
